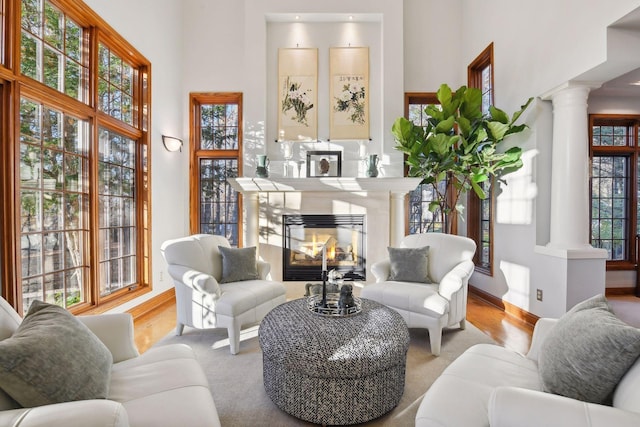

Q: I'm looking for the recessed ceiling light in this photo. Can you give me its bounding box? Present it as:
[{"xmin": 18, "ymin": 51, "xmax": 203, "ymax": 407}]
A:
[
  {"xmin": 349, "ymin": 15, "xmax": 354, "ymax": 20},
  {"xmin": 295, "ymin": 15, "xmax": 300, "ymax": 20}
]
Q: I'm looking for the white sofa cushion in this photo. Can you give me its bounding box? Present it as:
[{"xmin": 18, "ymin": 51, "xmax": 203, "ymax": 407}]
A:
[
  {"xmin": 109, "ymin": 343, "xmax": 220, "ymax": 427},
  {"xmin": 614, "ymin": 354, "xmax": 640, "ymax": 413},
  {"xmin": 361, "ymin": 282, "xmax": 448, "ymax": 318},
  {"xmin": 415, "ymin": 343, "xmax": 540, "ymax": 427}
]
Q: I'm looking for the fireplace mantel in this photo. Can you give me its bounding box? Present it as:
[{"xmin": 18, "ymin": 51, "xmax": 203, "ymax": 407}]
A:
[
  {"xmin": 227, "ymin": 177, "xmax": 422, "ymax": 193},
  {"xmin": 228, "ymin": 176, "xmax": 422, "ymax": 256}
]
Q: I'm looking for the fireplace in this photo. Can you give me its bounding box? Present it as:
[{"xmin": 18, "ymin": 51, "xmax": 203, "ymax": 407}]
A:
[{"xmin": 283, "ymin": 214, "xmax": 366, "ymax": 281}]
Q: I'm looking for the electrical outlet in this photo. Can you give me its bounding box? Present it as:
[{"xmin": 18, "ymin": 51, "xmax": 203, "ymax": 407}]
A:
[{"xmin": 536, "ymin": 288, "xmax": 543, "ymax": 301}]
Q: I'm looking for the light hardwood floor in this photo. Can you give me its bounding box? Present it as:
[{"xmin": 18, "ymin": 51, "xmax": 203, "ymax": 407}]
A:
[{"xmin": 133, "ymin": 293, "xmax": 535, "ymax": 354}]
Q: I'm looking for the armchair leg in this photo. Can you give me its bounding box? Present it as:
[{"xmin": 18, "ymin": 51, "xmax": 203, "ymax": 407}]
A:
[
  {"xmin": 176, "ymin": 322, "xmax": 185, "ymax": 336},
  {"xmin": 429, "ymin": 328, "xmax": 442, "ymax": 356},
  {"xmin": 227, "ymin": 323, "xmax": 240, "ymax": 355},
  {"xmin": 459, "ymin": 318, "xmax": 466, "ymax": 330}
]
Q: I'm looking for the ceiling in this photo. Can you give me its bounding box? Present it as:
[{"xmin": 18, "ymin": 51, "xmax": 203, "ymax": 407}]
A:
[{"xmin": 591, "ymin": 67, "xmax": 640, "ymax": 98}]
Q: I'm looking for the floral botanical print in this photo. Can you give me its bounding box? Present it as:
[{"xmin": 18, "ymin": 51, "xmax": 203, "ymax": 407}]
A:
[
  {"xmin": 334, "ymin": 77, "xmax": 366, "ymax": 125},
  {"xmin": 281, "ymin": 76, "xmax": 314, "ymax": 126}
]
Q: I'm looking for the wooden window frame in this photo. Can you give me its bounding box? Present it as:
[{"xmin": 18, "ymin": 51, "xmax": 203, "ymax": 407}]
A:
[
  {"xmin": 467, "ymin": 43, "xmax": 494, "ymax": 276},
  {"xmin": 1, "ymin": 0, "xmax": 151, "ymax": 315},
  {"xmin": 189, "ymin": 92, "xmax": 243, "ymax": 246},
  {"xmin": 589, "ymin": 114, "xmax": 640, "ymax": 271}
]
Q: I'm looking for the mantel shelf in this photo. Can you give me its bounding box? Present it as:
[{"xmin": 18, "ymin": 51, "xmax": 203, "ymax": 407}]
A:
[{"xmin": 227, "ymin": 177, "xmax": 422, "ymax": 193}]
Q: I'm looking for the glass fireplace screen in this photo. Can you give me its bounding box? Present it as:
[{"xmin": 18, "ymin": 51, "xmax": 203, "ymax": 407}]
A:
[{"xmin": 282, "ymin": 214, "xmax": 365, "ymax": 281}]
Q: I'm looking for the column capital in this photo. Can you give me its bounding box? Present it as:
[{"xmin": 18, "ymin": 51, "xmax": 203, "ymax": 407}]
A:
[{"xmin": 540, "ymin": 81, "xmax": 602, "ymax": 101}]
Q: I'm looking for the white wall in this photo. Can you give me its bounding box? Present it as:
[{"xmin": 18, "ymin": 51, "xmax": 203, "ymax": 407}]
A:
[
  {"xmin": 403, "ymin": 0, "xmax": 464, "ymax": 92},
  {"xmin": 448, "ymin": 0, "xmax": 640, "ymax": 316},
  {"xmin": 82, "ymin": 0, "xmax": 640, "ymax": 317},
  {"xmin": 83, "ymin": 0, "xmax": 187, "ymax": 312}
]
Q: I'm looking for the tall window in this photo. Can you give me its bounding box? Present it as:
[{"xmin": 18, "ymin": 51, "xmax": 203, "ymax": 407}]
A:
[
  {"xmin": 589, "ymin": 116, "xmax": 640, "ymax": 269},
  {"xmin": 3, "ymin": 0, "xmax": 151, "ymax": 314},
  {"xmin": 404, "ymin": 93, "xmax": 448, "ymax": 234},
  {"xmin": 190, "ymin": 93, "xmax": 243, "ymax": 246},
  {"xmin": 467, "ymin": 43, "xmax": 494, "ymax": 274}
]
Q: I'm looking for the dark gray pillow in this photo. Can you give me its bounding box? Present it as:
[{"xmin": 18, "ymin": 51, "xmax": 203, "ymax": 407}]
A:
[
  {"xmin": 538, "ymin": 294, "xmax": 640, "ymax": 404},
  {"xmin": 0, "ymin": 300, "xmax": 112, "ymax": 407},
  {"xmin": 387, "ymin": 245, "xmax": 431, "ymax": 283},
  {"xmin": 218, "ymin": 246, "xmax": 260, "ymax": 283}
]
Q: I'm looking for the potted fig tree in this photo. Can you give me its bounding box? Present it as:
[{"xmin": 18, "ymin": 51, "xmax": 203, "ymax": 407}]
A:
[{"xmin": 392, "ymin": 83, "xmax": 533, "ymax": 233}]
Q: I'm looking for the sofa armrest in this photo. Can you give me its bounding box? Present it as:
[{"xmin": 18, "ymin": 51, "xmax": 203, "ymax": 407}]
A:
[
  {"xmin": 438, "ymin": 259, "xmax": 474, "ymax": 300},
  {"xmin": 371, "ymin": 260, "xmax": 390, "ymax": 283},
  {"xmin": 257, "ymin": 260, "xmax": 271, "ymax": 280},
  {"xmin": 489, "ymin": 386, "xmax": 640, "ymax": 427},
  {"xmin": 525, "ymin": 317, "xmax": 558, "ymax": 361},
  {"xmin": 167, "ymin": 264, "xmax": 221, "ymax": 298},
  {"xmin": 78, "ymin": 313, "xmax": 139, "ymax": 363},
  {"xmin": 0, "ymin": 399, "xmax": 129, "ymax": 427}
]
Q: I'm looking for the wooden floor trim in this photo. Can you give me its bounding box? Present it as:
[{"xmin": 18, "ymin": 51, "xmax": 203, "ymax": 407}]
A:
[
  {"xmin": 469, "ymin": 285, "xmax": 539, "ymax": 328},
  {"xmin": 127, "ymin": 288, "xmax": 176, "ymax": 321},
  {"xmin": 605, "ymin": 287, "xmax": 637, "ymax": 296}
]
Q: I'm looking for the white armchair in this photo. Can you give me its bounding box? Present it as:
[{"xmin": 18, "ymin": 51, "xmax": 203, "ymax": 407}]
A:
[
  {"xmin": 160, "ymin": 234, "xmax": 286, "ymax": 355},
  {"xmin": 361, "ymin": 233, "xmax": 476, "ymax": 356}
]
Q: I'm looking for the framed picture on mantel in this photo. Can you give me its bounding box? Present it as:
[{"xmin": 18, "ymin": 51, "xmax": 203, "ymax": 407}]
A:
[{"xmin": 306, "ymin": 151, "xmax": 342, "ymax": 178}]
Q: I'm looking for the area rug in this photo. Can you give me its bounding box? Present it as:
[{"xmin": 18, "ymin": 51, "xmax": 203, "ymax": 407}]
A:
[{"xmin": 154, "ymin": 320, "xmax": 495, "ymax": 426}]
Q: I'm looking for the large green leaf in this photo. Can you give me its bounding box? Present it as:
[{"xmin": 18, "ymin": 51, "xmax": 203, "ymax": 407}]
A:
[
  {"xmin": 470, "ymin": 180, "xmax": 487, "ymax": 199},
  {"xmin": 460, "ymin": 87, "xmax": 482, "ymax": 120},
  {"xmin": 437, "ymin": 84, "xmax": 453, "ymax": 108},
  {"xmin": 391, "ymin": 117, "xmax": 414, "ymax": 145},
  {"xmin": 487, "ymin": 121, "xmax": 510, "ymax": 141},
  {"xmin": 510, "ymin": 97, "xmax": 534, "ymax": 124},
  {"xmin": 429, "ymin": 133, "xmax": 455, "ymax": 156},
  {"xmin": 489, "ymin": 105, "xmax": 509, "ymax": 124},
  {"xmin": 435, "ymin": 115, "xmax": 455, "ymax": 133}
]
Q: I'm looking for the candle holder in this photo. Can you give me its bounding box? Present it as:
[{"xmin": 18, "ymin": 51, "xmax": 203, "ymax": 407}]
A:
[{"xmin": 320, "ymin": 269, "xmax": 328, "ymax": 308}]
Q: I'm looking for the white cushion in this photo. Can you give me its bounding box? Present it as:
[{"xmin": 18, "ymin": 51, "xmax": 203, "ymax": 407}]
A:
[
  {"xmin": 361, "ymin": 282, "xmax": 448, "ymax": 317},
  {"xmin": 416, "ymin": 343, "xmax": 540, "ymax": 427},
  {"xmin": 109, "ymin": 343, "xmax": 220, "ymax": 427},
  {"xmin": 614, "ymin": 355, "xmax": 640, "ymax": 413},
  {"xmin": 216, "ymin": 280, "xmax": 287, "ymax": 317}
]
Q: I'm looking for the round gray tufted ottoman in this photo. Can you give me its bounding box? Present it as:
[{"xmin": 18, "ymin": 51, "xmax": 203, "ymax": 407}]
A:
[{"xmin": 259, "ymin": 298, "xmax": 410, "ymax": 425}]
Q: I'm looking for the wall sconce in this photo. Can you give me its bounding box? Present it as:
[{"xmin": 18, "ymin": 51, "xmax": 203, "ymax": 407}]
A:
[{"xmin": 162, "ymin": 135, "xmax": 183, "ymax": 152}]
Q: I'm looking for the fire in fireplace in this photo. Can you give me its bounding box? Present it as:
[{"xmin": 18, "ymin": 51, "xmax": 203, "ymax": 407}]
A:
[{"xmin": 282, "ymin": 214, "xmax": 366, "ymax": 281}]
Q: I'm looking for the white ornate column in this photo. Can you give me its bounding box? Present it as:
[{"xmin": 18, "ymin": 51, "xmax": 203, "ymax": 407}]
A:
[
  {"xmin": 390, "ymin": 191, "xmax": 407, "ymax": 247},
  {"xmin": 243, "ymin": 192, "xmax": 259, "ymax": 249},
  {"xmin": 535, "ymin": 82, "xmax": 608, "ymax": 314},
  {"xmin": 545, "ymin": 83, "xmax": 597, "ymax": 250}
]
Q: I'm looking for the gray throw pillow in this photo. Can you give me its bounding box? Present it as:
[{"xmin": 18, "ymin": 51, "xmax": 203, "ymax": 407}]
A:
[
  {"xmin": 0, "ymin": 300, "xmax": 113, "ymax": 407},
  {"xmin": 387, "ymin": 245, "xmax": 431, "ymax": 283},
  {"xmin": 218, "ymin": 246, "xmax": 260, "ymax": 283},
  {"xmin": 538, "ymin": 294, "xmax": 640, "ymax": 404}
]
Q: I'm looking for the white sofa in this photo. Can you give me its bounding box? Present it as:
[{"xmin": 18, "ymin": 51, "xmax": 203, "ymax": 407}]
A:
[
  {"xmin": 161, "ymin": 234, "xmax": 287, "ymax": 355},
  {"xmin": 361, "ymin": 233, "xmax": 476, "ymax": 355},
  {"xmin": 0, "ymin": 297, "xmax": 221, "ymax": 427},
  {"xmin": 416, "ymin": 317, "xmax": 640, "ymax": 426}
]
